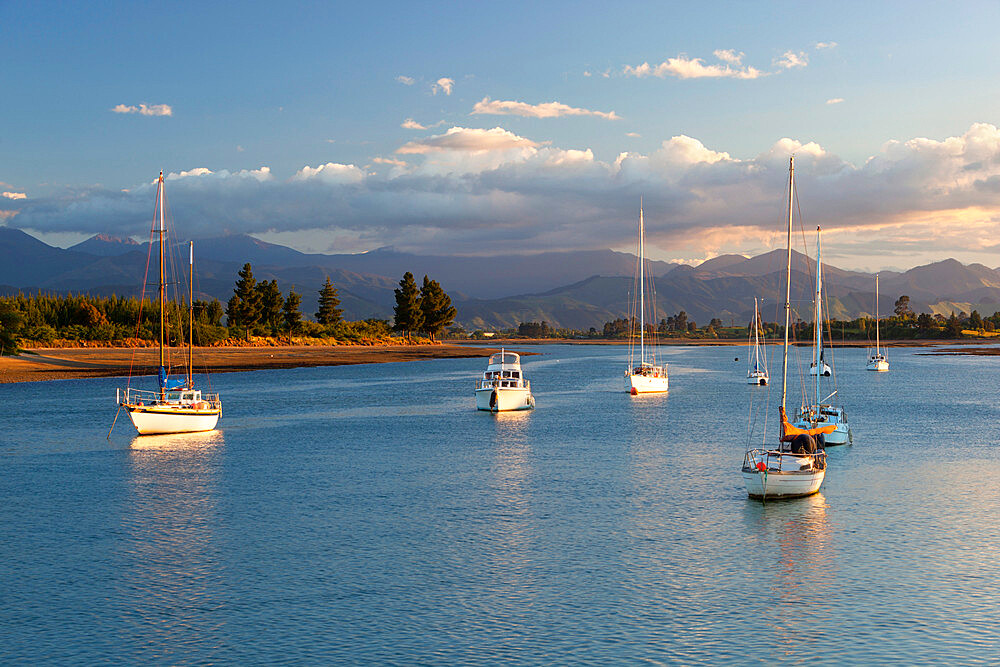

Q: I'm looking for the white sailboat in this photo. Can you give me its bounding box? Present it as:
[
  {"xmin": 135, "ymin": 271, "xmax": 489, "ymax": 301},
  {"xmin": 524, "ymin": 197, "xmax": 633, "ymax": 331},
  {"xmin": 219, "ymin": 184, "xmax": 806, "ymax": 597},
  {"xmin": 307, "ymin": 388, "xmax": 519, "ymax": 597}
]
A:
[
  {"xmin": 624, "ymin": 202, "xmax": 668, "ymax": 394},
  {"xmin": 475, "ymin": 349, "xmax": 535, "ymax": 412},
  {"xmin": 747, "ymin": 297, "xmax": 769, "ymax": 385},
  {"xmin": 742, "ymin": 156, "xmax": 831, "ymax": 500},
  {"xmin": 794, "ymin": 227, "xmax": 851, "ymax": 446},
  {"xmin": 866, "ymin": 274, "xmax": 889, "ymax": 371},
  {"xmin": 115, "ymin": 172, "xmax": 222, "ymax": 435}
]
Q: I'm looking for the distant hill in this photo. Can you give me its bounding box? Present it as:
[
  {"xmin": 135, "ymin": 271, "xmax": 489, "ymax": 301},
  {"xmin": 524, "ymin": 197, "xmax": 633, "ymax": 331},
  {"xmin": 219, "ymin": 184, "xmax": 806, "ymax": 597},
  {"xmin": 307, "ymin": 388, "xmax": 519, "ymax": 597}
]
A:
[
  {"xmin": 6, "ymin": 225, "xmax": 1000, "ymax": 328},
  {"xmin": 68, "ymin": 234, "xmax": 140, "ymax": 256}
]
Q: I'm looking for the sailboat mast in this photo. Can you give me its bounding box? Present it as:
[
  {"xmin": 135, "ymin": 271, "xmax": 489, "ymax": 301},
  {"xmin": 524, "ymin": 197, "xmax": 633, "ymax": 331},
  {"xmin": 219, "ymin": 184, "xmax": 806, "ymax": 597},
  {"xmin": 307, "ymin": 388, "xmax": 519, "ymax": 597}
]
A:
[
  {"xmin": 875, "ymin": 274, "xmax": 881, "ymax": 354},
  {"xmin": 639, "ymin": 203, "xmax": 645, "ymax": 364},
  {"xmin": 753, "ymin": 297, "xmax": 761, "ymax": 371},
  {"xmin": 158, "ymin": 171, "xmax": 165, "ymax": 400},
  {"xmin": 189, "ymin": 241, "xmax": 194, "ymax": 388},
  {"xmin": 781, "ymin": 157, "xmax": 794, "ymax": 412},
  {"xmin": 814, "ymin": 227, "xmax": 823, "ymax": 405}
]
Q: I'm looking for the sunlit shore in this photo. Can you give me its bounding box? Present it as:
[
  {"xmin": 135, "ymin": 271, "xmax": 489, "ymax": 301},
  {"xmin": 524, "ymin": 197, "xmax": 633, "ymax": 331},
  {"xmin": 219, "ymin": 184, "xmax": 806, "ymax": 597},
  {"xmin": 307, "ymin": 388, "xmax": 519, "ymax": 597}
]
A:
[{"xmin": 0, "ymin": 344, "xmax": 516, "ymax": 384}]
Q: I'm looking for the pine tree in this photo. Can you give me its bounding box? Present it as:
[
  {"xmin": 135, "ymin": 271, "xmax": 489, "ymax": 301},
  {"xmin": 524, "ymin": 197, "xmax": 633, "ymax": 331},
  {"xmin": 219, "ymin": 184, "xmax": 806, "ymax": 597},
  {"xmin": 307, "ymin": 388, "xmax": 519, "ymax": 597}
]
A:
[
  {"xmin": 419, "ymin": 275, "xmax": 456, "ymax": 342},
  {"xmin": 393, "ymin": 271, "xmax": 424, "ymax": 341},
  {"xmin": 256, "ymin": 279, "xmax": 284, "ymax": 333},
  {"xmin": 282, "ymin": 288, "xmax": 302, "ymax": 338},
  {"xmin": 315, "ymin": 277, "xmax": 343, "ymax": 326},
  {"xmin": 228, "ymin": 263, "xmax": 260, "ymax": 340}
]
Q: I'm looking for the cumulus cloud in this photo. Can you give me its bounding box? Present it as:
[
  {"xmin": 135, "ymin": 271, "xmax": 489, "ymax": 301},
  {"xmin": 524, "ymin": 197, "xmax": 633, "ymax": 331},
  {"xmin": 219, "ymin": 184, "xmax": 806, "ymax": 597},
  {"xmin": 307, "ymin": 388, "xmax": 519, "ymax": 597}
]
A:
[
  {"xmin": 401, "ymin": 118, "xmax": 427, "ymax": 130},
  {"xmin": 626, "ymin": 132, "xmax": 641, "ymax": 138},
  {"xmin": 471, "ymin": 97, "xmax": 619, "ymax": 120},
  {"xmin": 432, "ymin": 77, "xmax": 454, "ymax": 95},
  {"xmin": 826, "ymin": 98, "xmax": 845, "ymax": 105},
  {"xmin": 293, "ymin": 162, "xmax": 364, "ymax": 183},
  {"xmin": 815, "ymin": 41, "xmax": 838, "ymax": 50},
  {"xmin": 396, "ymin": 126, "xmax": 539, "ymax": 154},
  {"xmin": 713, "ymin": 49, "xmax": 744, "ymax": 65},
  {"xmin": 624, "ymin": 54, "xmax": 764, "ymax": 79},
  {"xmin": 774, "ymin": 50, "xmax": 808, "ymax": 69},
  {"xmin": 12, "ymin": 123, "xmax": 1000, "ymax": 265},
  {"xmin": 396, "ymin": 75, "xmax": 415, "ymax": 85},
  {"xmin": 3, "ymin": 191, "xmax": 26, "ymax": 200},
  {"xmin": 112, "ymin": 103, "xmax": 173, "ymax": 116}
]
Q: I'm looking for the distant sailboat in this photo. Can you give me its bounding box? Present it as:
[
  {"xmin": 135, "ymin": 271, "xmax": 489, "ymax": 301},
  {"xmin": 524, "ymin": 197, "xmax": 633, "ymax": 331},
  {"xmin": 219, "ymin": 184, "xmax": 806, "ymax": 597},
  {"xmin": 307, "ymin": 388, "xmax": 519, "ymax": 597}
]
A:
[
  {"xmin": 115, "ymin": 172, "xmax": 222, "ymax": 435},
  {"xmin": 794, "ymin": 227, "xmax": 851, "ymax": 446},
  {"xmin": 867, "ymin": 274, "xmax": 889, "ymax": 371},
  {"xmin": 742, "ymin": 156, "xmax": 831, "ymax": 500},
  {"xmin": 747, "ymin": 297, "xmax": 768, "ymax": 385},
  {"xmin": 624, "ymin": 202, "xmax": 668, "ymax": 394}
]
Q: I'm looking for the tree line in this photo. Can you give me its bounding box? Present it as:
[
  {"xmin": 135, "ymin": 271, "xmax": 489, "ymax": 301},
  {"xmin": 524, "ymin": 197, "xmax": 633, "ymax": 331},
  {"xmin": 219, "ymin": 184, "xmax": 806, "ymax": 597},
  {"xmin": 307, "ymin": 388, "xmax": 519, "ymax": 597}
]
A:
[{"xmin": 0, "ymin": 263, "xmax": 458, "ymax": 353}]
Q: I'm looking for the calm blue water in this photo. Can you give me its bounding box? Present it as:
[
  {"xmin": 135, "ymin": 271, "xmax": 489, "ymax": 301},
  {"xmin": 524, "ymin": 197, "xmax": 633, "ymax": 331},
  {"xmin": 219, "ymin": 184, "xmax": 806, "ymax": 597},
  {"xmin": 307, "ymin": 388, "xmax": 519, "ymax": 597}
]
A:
[{"xmin": 3, "ymin": 344, "xmax": 1000, "ymax": 664}]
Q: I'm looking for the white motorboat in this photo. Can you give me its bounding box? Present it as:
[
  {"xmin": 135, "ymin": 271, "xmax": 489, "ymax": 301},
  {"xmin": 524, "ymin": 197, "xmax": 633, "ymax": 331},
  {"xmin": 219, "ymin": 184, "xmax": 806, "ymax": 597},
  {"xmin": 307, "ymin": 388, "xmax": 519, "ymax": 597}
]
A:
[
  {"xmin": 115, "ymin": 172, "xmax": 222, "ymax": 435},
  {"xmin": 475, "ymin": 349, "xmax": 535, "ymax": 412},
  {"xmin": 747, "ymin": 297, "xmax": 769, "ymax": 385},
  {"xmin": 742, "ymin": 156, "xmax": 831, "ymax": 500},
  {"xmin": 867, "ymin": 274, "xmax": 890, "ymax": 371},
  {"xmin": 624, "ymin": 202, "xmax": 668, "ymax": 394},
  {"xmin": 794, "ymin": 227, "xmax": 851, "ymax": 446}
]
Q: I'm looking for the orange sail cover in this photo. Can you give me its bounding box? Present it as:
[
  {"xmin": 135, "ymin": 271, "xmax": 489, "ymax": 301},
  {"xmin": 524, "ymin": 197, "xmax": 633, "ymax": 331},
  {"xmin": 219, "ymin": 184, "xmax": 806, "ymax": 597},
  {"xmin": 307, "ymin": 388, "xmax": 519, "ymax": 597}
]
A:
[{"xmin": 779, "ymin": 406, "xmax": 837, "ymax": 439}]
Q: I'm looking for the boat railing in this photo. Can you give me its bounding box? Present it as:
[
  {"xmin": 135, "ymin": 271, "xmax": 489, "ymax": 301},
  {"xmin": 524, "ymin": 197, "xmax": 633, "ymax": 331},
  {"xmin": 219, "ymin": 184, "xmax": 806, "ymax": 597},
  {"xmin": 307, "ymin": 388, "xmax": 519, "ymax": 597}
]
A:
[
  {"xmin": 475, "ymin": 379, "xmax": 530, "ymax": 391},
  {"xmin": 743, "ymin": 447, "xmax": 826, "ymax": 472},
  {"xmin": 118, "ymin": 387, "xmax": 222, "ymax": 409}
]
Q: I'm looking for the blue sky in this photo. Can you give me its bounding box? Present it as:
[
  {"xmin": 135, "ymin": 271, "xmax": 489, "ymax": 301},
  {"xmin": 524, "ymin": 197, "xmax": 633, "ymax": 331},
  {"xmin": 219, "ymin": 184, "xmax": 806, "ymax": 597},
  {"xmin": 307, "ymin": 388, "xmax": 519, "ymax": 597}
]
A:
[{"xmin": 4, "ymin": 1, "xmax": 1000, "ymax": 270}]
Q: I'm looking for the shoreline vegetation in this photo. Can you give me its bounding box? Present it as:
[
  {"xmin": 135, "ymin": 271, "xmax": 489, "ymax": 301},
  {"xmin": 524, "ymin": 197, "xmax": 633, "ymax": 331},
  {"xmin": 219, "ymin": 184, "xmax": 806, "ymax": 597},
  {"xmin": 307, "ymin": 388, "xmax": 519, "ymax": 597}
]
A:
[{"xmin": 3, "ymin": 264, "xmax": 1000, "ymax": 385}]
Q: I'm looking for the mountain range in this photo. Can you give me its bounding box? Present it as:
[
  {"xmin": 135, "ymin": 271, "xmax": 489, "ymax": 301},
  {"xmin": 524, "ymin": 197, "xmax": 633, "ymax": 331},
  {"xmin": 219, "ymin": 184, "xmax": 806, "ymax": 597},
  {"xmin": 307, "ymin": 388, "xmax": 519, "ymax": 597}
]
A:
[{"xmin": 2, "ymin": 226, "xmax": 1000, "ymax": 329}]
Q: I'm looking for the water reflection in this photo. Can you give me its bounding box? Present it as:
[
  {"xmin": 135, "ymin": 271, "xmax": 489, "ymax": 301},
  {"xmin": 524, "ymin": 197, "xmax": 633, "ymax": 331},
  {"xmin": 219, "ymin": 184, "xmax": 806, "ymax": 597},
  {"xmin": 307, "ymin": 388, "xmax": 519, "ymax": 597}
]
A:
[
  {"xmin": 487, "ymin": 410, "xmax": 535, "ymax": 613},
  {"xmin": 747, "ymin": 494, "xmax": 836, "ymax": 660},
  {"xmin": 119, "ymin": 430, "xmax": 226, "ymax": 661}
]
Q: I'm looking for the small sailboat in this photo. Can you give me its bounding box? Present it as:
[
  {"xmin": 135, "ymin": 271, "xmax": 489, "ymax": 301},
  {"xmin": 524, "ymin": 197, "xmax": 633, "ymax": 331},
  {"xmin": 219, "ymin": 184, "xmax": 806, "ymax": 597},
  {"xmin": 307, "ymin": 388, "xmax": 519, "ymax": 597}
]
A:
[
  {"xmin": 475, "ymin": 349, "xmax": 535, "ymax": 412},
  {"xmin": 866, "ymin": 274, "xmax": 889, "ymax": 371},
  {"xmin": 747, "ymin": 297, "xmax": 769, "ymax": 385},
  {"xmin": 794, "ymin": 227, "xmax": 851, "ymax": 446},
  {"xmin": 743, "ymin": 156, "xmax": 831, "ymax": 500},
  {"xmin": 116, "ymin": 172, "xmax": 222, "ymax": 435},
  {"xmin": 624, "ymin": 202, "xmax": 668, "ymax": 394}
]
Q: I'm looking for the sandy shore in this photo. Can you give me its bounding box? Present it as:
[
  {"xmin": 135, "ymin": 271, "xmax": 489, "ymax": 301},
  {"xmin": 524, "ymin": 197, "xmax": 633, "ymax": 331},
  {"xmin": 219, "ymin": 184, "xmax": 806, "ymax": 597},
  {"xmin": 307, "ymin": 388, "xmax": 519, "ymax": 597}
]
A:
[{"xmin": 0, "ymin": 344, "xmax": 510, "ymax": 384}]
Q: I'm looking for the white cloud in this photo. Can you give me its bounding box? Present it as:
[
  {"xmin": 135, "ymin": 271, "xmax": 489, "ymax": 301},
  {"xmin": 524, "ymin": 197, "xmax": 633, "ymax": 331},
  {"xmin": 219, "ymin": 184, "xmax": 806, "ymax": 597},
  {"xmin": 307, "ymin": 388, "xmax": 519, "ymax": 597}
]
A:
[
  {"xmin": 624, "ymin": 54, "xmax": 764, "ymax": 79},
  {"xmin": 626, "ymin": 132, "xmax": 641, "ymax": 138},
  {"xmin": 826, "ymin": 98, "xmax": 845, "ymax": 105},
  {"xmin": 2, "ymin": 191, "xmax": 26, "ymax": 200},
  {"xmin": 237, "ymin": 145, "xmax": 245, "ymax": 152},
  {"xmin": 112, "ymin": 103, "xmax": 173, "ymax": 116},
  {"xmin": 293, "ymin": 162, "xmax": 364, "ymax": 183},
  {"xmin": 774, "ymin": 50, "xmax": 808, "ymax": 69},
  {"xmin": 396, "ymin": 75, "xmax": 415, "ymax": 85},
  {"xmin": 16, "ymin": 123, "xmax": 1000, "ymax": 265},
  {"xmin": 396, "ymin": 126, "xmax": 539, "ymax": 154},
  {"xmin": 583, "ymin": 70, "xmax": 592, "ymax": 77},
  {"xmin": 471, "ymin": 97, "xmax": 619, "ymax": 120},
  {"xmin": 432, "ymin": 77, "xmax": 454, "ymax": 95},
  {"xmin": 401, "ymin": 118, "xmax": 427, "ymax": 130},
  {"xmin": 815, "ymin": 41, "xmax": 838, "ymax": 50},
  {"xmin": 713, "ymin": 49, "xmax": 744, "ymax": 65}
]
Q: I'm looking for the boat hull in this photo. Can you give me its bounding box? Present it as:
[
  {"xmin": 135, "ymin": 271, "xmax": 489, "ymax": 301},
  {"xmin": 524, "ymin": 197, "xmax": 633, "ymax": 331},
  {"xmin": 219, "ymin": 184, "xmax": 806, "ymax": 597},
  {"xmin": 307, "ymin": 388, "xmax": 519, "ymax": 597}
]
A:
[
  {"xmin": 809, "ymin": 363, "xmax": 832, "ymax": 376},
  {"xmin": 742, "ymin": 467, "xmax": 826, "ymax": 499},
  {"xmin": 866, "ymin": 359, "xmax": 889, "ymax": 372},
  {"xmin": 747, "ymin": 372, "xmax": 768, "ymax": 385},
  {"xmin": 475, "ymin": 387, "xmax": 534, "ymax": 412},
  {"xmin": 625, "ymin": 373, "xmax": 669, "ymax": 394},
  {"xmin": 127, "ymin": 406, "xmax": 221, "ymax": 435}
]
